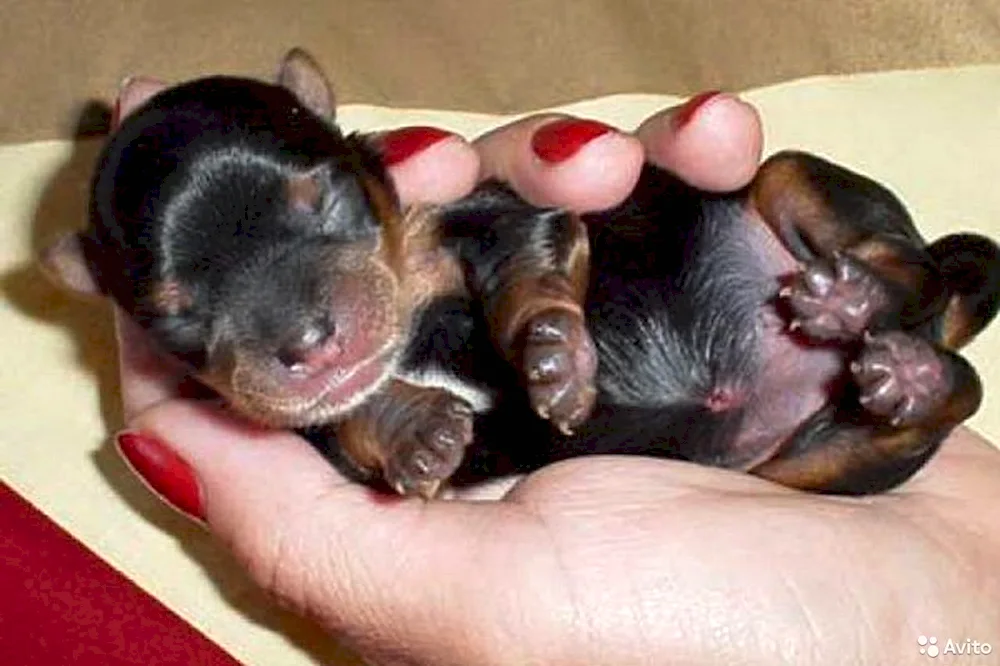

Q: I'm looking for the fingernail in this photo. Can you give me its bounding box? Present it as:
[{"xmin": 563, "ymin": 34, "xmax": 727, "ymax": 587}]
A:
[
  {"xmin": 531, "ymin": 118, "xmax": 615, "ymax": 163},
  {"xmin": 380, "ymin": 126, "xmax": 455, "ymax": 167},
  {"xmin": 672, "ymin": 91, "xmax": 724, "ymax": 128},
  {"xmin": 115, "ymin": 431, "xmax": 206, "ymax": 523}
]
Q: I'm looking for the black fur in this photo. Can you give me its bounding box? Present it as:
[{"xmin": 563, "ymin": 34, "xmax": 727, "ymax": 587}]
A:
[{"xmin": 66, "ymin": 60, "xmax": 1000, "ymax": 497}]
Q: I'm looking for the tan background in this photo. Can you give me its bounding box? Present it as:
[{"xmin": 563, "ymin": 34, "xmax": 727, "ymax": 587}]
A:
[{"xmin": 4, "ymin": 0, "xmax": 1000, "ymax": 142}]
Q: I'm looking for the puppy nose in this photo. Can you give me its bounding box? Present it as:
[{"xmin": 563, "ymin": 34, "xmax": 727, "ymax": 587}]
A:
[{"xmin": 277, "ymin": 318, "xmax": 339, "ymax": 370}]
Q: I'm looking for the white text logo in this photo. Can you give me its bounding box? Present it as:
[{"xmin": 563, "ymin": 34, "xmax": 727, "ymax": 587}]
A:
[{"xmin": 918, "ymin": 635, "xmax": 993, "ymax": 659}]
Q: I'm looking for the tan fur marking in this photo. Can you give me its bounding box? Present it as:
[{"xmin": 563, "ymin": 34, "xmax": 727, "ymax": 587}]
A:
[
  {"xmin": 361, "ymin": 175, "xmax": 405, "ymax": 274},
  {"xmin": 286, "ymin": 172, "xmax": 322, "ymax": 212},
  {"xmin": 336, "ymin": 414, "xmax": 387, "ymax": 473},
  {"xmin": 361, "ymin": 175, "xmax": 466, "ymax": 312},
  {"xmin": 397, "ymin": 205, "xmax": 467, "ymax": 309},
  {"xmin": 484, "ymin": 214, "xmax": 591, "ymax": 351},
  {"xmin": 491, "ymin": 276, "xmax": 586, "ymax": 350},
  {"xmin": 750, "ymin": 156, "xmax": 867, "ymax": 252},
  {"xmin": 753, "ymin": 427, "xmax": 932, "ymax": 490},
  {"xmin": 563, "ymin": 216, "xmax": 592, "ymax": 302},
  {"xmin": 852, "ymin": 240, "xmax": 936, "ymax": 297},
  {"xmin": 151, "ymin": 280, "xmax": 193, "ymax": 316},
  {"xmin": 939, "ymin": 294, "xmax": 979, "ymax": 350}
]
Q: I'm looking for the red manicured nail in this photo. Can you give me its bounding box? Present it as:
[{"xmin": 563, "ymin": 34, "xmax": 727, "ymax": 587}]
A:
[
  {"xmin": 531, "ymin": 118, "xmax": 615, "ymax": 163},
  {"xmin": 115, "ymin": 431, "xmax": 205, "ymax": 522},
  {"xmin": 110, "ymin": 98, "xmax": 121, "ymax": 129},
  {"xmin": 380, "ymin": 126, "xmax": 455, "ymax": 166},
  {"xmin": 672, "ymin": 90, "xmax": 723, "ymax": 128}
]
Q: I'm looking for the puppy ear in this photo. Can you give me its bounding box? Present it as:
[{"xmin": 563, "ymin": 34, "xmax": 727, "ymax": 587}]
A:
[
  {"xmin": 114, "ymin": 77, "xmax": 168, "ymax": 128},
  {"xmin": 277, "ymin": 48, "xmax": 336, "ymax": 120},
  {"xmin": 39, "ymin": 233, "xmax": 101, "ymax": 296}
]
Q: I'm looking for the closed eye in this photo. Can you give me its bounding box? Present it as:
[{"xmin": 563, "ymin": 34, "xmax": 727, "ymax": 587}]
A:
[
  {"xmin": 150, "ymin": 313, "xmax": 209, "ymax": 366},
  {"xmin": 314, "ymin": 176, "xmax": 378, "ymax": 241}
]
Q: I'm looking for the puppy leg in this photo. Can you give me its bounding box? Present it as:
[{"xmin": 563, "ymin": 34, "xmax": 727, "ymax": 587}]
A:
[
  {"xmin": 752, "ymin": 150, "xmax": 951, "ymax": 336},
  {"xmin": 488, "ymin": 232, "xmax": 595, "ymax": 434},
  {"xmin": 753, "ymin": 342, "xmax": 981, "ymax": 494},
  {"xmin": 335, "ymin": 379, "xmax": 475, "ymax": 499},
  {"xmin": 748, "ymin": 151, "xmax": 996, "ymax": 492},
  {"xmin": 440, "ymin": 184, "xmax": 598, "ymax": 434}
]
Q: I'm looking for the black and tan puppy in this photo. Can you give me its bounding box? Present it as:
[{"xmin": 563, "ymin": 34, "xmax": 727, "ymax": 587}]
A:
[
  {"xmin": 44, "ymin": 49, "xmax": 999, "ymax": 498},
  {"xmin": 43, "ymin": 49, "xmax": 594, "ymax": 498},
  {"xmin": 452, "ymin": 161, "xmax": 1000, "ymax": 494}
]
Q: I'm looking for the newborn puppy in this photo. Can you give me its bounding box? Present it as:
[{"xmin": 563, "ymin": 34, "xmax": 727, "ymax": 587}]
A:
[
  {"xmin": 44, "ymin": 49, "xmax": 1000, "ymax": 498},
  {"xmin": 42, "ymin": 49, "xmax": 594, "ymax": 498},
  {"xmin": 449, "ymin": 161, "xmax": 1000, "ymax": 494}
]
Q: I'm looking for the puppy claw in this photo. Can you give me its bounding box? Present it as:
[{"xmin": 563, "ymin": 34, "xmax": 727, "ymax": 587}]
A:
[
  {"xmin": 519, "ymin": 308, "xmax": 598, "ymax": 432},
  {"xmin": 853, "ymin": 331, "xmax": 949, "ymax": 428},
  {"xmin": 391, "ymin": 478, "xmax": 441, "ymax": 501},
  {"xmin": 527, "ymin": 319, "xmax": 568, "ymax": 343},
  {"xmin": 783, "ymin": 254, "xmax": 892, "ymax": 341},
  {"xmin": 447, "ymin": 399, "xmax": 473, "ymax": 417},
  {"xmin": 383, "ymin": 392, "xmax": 475, "ymax": 498}
]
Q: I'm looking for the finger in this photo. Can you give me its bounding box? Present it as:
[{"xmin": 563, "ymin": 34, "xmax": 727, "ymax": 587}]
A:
[
  {"xmin": 117, "ymin": 399, "xmax": 536, "ymax": 662},
  {"xmin": 372, "ymin": 126, "xmax": 481, "ymax": 206},
  {"xmin": 474, "ymin": 114, "xmax": 644, "ymax": 213},
  {"xmin": 114, "ymin": 307, "xmax": 190, "ymax": 421},
  {"xmin": 108, "ymin": 77, "xmax": 183, "ymax": 420},
  {"xmin": 636, "ymin": 91, "xmax": 763, "ymax": 192}
]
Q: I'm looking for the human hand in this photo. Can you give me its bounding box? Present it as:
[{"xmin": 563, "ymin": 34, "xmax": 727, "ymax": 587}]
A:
[{"xmin": 110, "ymin": 85, "xmax": 1000, "ymax": 665}]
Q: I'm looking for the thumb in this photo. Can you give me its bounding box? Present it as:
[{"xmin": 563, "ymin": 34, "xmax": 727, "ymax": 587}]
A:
[{"xmin": 115, "ymin": 398, "xmax": 534, "ymax": 662}]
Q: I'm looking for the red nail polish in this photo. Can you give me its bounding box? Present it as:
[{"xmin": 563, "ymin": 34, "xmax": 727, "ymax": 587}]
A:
[
  {"xmin": 110, "ymin": 99, "xmax": 121, "ymax": 129},
  {"xmin": 531, "ymin": 118, "xmax": 615, "ymax": 163},
  {"xmin": 380, "ymin": 126, "xmax": 454, "ymax": 167},
  {"xmin": 672, "ymin": 91, "xmax": 723, "ymax": 128},
  {"xmin": 115, "ymin": 432, "xmax": 206, "ymax": 522}
]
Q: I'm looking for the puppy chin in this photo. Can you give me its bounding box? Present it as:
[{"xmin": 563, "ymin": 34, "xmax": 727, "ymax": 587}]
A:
[{"xmin": 211, "ymin": 345, "xmax": 402, "ymax": 429}]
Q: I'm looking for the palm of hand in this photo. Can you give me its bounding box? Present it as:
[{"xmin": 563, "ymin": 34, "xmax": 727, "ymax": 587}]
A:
[
  {"xmin": 274, "ymin": 428, "xmax": 996, "ymax": 665},
  {"xmin": 400, "ymin": 431, "xmax": 1000, "ymax": 664}
]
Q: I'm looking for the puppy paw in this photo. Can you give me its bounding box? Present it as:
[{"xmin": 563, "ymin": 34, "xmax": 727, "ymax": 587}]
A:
[
  {"xmin": 851, "ymin": 331, "xmax": 949, "ymax": 427},
  {"xmin": 383, "ymin": 394, "xmax": 474, "ymax": 498},
  {"xmin": 519, "ymin": 308, "xmax": 597, "ymax": 435},
  {"xmin": 781, "ymin": 252, "xmax": 892, "ymax": 341}
]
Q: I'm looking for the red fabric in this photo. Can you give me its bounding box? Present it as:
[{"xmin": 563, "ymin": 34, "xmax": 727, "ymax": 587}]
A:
[{"xmin": 0, "ymin": 481, "xmax": 243, "ymax": 665}]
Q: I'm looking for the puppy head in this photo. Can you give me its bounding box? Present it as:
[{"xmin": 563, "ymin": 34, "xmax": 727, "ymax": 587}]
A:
[
  {"xmin": 43, "ymin": 49, "xmax": 416, "ymax": 428},
  {"xmin": 187, "ymin": 164, "xmax": 411, "ymax": 428}
]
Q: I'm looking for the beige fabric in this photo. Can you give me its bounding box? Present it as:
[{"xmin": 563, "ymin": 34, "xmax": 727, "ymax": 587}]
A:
[
  {"xmin": 3, "ymin": 0, "xmax": 1000, "ymax": 142},
  {"xmin": 2, "ymin": 67, "xmax": 999, "ymax": 665}
]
